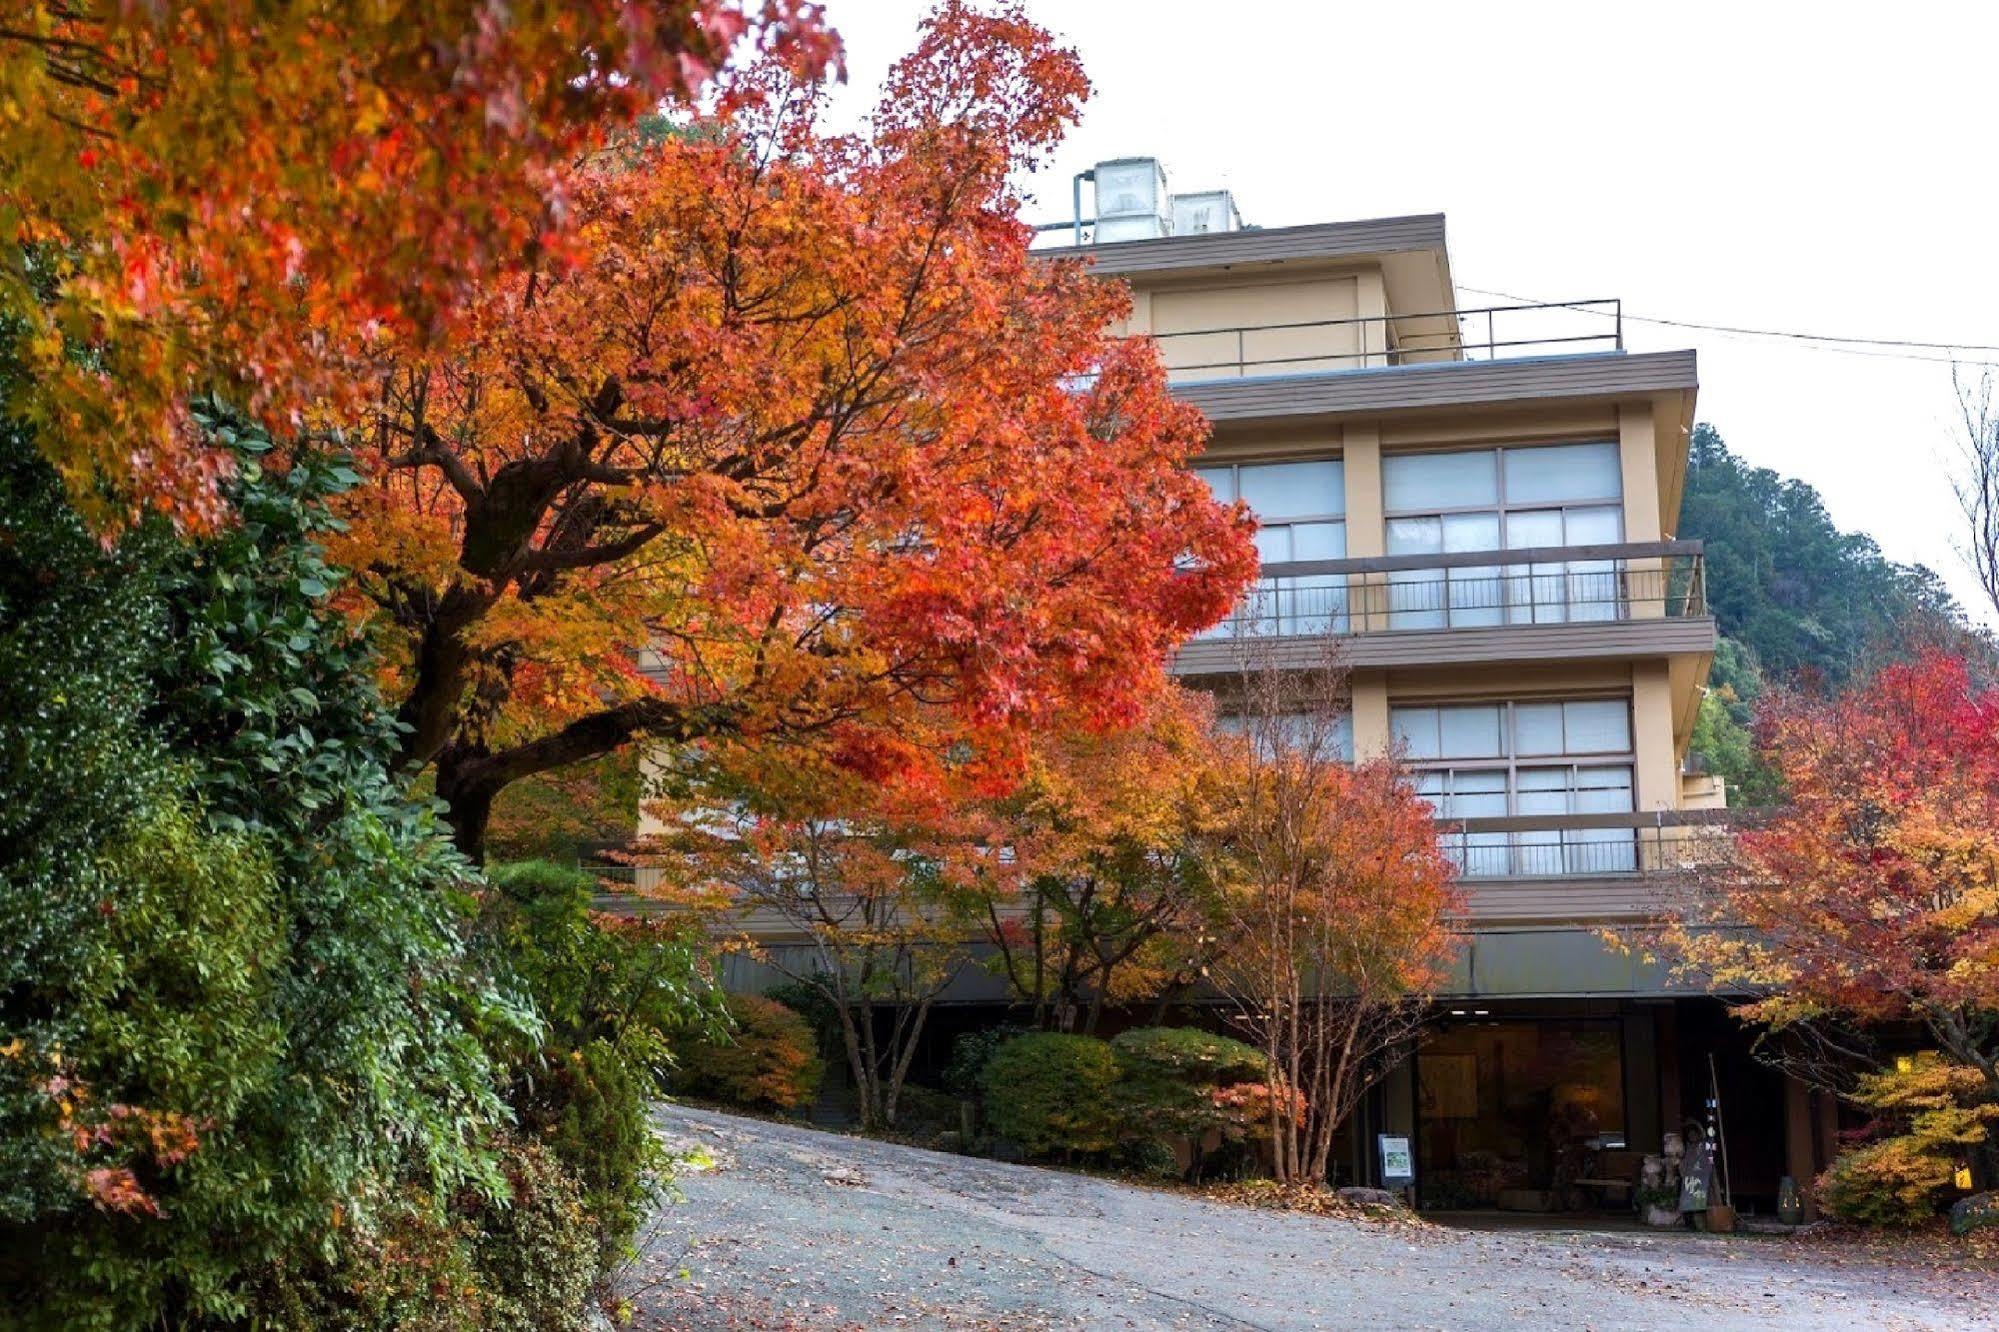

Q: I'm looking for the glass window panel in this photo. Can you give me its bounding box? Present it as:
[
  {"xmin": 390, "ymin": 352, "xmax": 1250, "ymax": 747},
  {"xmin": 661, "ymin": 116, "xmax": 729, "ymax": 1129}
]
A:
[
  {"xmin": 1253, "ymin": 526, "xmax": 1292, "ymax": 563},
  {"xmin": 1239, "ymin": 460, "xmax": 1344, "ymax": 520},
  {"xmin": 1515, "ymin": 774, "xmax": 1570, "ymax": 818},
  {"xmin": 1447, "ymin": 776, "xmax": 1507, "ymax": 819},
  {"xmin": 1514, "ymin": 703, "xmax": 1566, "ymax": 756},
  {"xmin": 1195, "ymin": 467, "xmax": 1235, "ymax": 503},
  {"xmin": 1563, "ymin": 700, "xmax": 1632, "ymax": 754},
  {"xmin": 1563, "ymin": 505, "xmax": 1623, "ymax": 546},
  {"xmin": 1572, "ymin": 765, "xmax": 1635, "ymax": 814},
  {"xmin": 1386, "ymin": 515, "xmax": 1442, "ymax": 555},
  {"xmin": 1504, "ymin": 508, "xmax": 1563, "ymax": 550},
  {"xmin": 1291, "ymin": 521, "xmax": 1346, "ymax": 560},
  {"xmin": 1330, "ymin": 713, "xmax": 1354, "ymax": 763},
  {"xmin": 1391, "ymin": 707, "xmax": 1439, "ymax": 760},
  {"xmin": 1502, "ymin": 442, "xmax": 1622, "ymax": 505},
  {"xmin": 1384, "ymin": 450, "xmax": 1498, "ymax": 511},
  {"xmin": 1437, "ymin": 705, "xmax": 1502, "ymax": 759},
  {"xmin": 1443, "ymin": 511, "xmax": 1501, "ymax": 553}
]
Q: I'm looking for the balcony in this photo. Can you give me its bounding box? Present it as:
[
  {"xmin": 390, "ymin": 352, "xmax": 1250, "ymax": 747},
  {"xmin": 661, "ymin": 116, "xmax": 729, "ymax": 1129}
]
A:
[
  {"xmin": 1174, "ymin": 541, "xmax": 1714, "ymax": 675},
  {"xmin": 1151, "ymin": 300, "xmax": 1623, "ymax": 383},
  {"xmin": 1444, "ymin": 810, "xmax": 1737, "ymax": 925}
]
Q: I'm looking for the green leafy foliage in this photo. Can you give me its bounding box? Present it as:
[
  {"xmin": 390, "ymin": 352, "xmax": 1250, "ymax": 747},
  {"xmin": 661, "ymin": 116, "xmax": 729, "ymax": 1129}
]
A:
[
  {"xmin": 1110, "ymin": 1027, "xmax": 1270, "ymax": 1141},
  {"xmin": 1682, "ymin": 424, "xmax": 1963, "ymax": 683},
  {"xmin": 246, "ymin": 1134, "xmax": 596, "ymax": 1332},
  {"xmin": 942, "ymin": 1023, "xmax": 1028, "ymax": 1101},
  {"xmin": 0, "ymin": 403, "xmax": 511, "ymax": 1325},
  {"xmin": 477, "ymin": 860, "xmax": 720, "ymax": 1269},
  {"xmin": 669, "ymin": 993, "xmax": 824, "ymax": 1112},
  {"xmin": 1687, "ymin": 637, "xmax": 1783, "ymax": 805},
  {"xmin": 982, "ymin": 1033, "xmax": 1121, "ymax": 1159}
]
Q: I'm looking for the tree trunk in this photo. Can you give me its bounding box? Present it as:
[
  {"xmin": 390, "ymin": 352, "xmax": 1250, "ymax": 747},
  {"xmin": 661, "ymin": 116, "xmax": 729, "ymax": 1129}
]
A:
[{"xmin": 436, "ymin": 751, "xmax": 502, "ymax": 862}]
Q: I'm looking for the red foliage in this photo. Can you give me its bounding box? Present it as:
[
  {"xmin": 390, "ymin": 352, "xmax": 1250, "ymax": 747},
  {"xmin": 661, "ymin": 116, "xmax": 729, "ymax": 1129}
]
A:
[
  {"xmin": 0, "ymin": 0, "xmax": 838, "ymax": 529},
  {"xmin": 328, "ymin": 4, "xmax": 1256, "ymax": 850}
]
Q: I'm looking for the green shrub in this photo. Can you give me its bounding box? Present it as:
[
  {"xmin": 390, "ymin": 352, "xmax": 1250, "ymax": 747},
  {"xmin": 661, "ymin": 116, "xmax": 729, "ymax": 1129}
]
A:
[
  {"xmin": 671, "ymin": 993, "xmax": 824, "ymax": 1111},
  {"xmin": 246, "ymin": 1135, "xmax": 595, "ymax": 1332},
  {"xmin": 943, "ymin": 1023, "xmax": 1027, "ymax": 1101},
  {"xmin": 0, "ymin": 807, "xmax": 287, "ymax": 1328},
  {"xmin": 479, "ymin": 860, "xmax": 724, "ymax": 1269},
  {"xmin": 470, "ymin": 1135, "xmax": 599, "ymax": 1332},
  {"xmin": 0, "ymin": 409, "xmax": 507, "ymax": 1326},
  {"xmin": 982, "ymin": 1033, "xmax": 1119, "ymax": 1159},
  {"xmin": 1111, "ymin": 1026, "xmax": 1272, "ymax": 1147}
]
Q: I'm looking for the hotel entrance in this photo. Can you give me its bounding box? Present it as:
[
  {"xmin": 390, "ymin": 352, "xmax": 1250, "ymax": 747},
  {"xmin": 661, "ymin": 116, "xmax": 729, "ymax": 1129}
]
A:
[{"xmin": 1414, "ymin": 1016, "xmax": 1629, "ymax": 1212}]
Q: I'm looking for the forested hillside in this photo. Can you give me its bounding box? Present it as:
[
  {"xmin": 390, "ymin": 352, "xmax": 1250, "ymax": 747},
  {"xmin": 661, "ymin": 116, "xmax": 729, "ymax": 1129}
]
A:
[{"xmin": 1679, "ymin": 423, "xmax": 1970, "ymax": 801}]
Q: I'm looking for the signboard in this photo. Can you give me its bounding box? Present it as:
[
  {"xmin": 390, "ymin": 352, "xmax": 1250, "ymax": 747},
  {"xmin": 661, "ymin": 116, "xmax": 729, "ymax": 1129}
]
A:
[
  {"xmin": 1378, "ymin": 1135, "xmax": 1413, "ymax": 1188},
  {"xmin": 1678, "ymin": 1135, "xmax": 1716, "ymax": 1213}
]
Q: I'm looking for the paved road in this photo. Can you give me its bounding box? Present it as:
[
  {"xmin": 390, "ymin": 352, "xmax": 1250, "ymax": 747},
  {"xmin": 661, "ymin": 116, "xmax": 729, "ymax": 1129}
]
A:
[{"xmin": 632, "ymin": 1104, "xmax": 1998, "ymax": 1332}]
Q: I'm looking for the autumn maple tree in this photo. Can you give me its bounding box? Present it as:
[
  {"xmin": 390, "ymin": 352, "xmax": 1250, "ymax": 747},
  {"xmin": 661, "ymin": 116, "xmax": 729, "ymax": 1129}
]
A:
[
  {"xmin": 0, "ymin": 0, "xmax": 836, "ymax": 529},
  {"xmin": 1206, "ymin": 647, "xmax": 1461, "ymax": 1185},
  {"xmin": 979, "ymin": 686, "xmax": 1235, "ymax": 1034},
  {"xmin": 330, "ymin": 3, "xmax": 1255, "ymax": 857},
  {"xmin": 654, "ymin": 769, "xmax": 987, "ymax": 1130},
  {"xmin": 1659, "ymin": 650, "xmax": 1999, "ymax": 1121}
]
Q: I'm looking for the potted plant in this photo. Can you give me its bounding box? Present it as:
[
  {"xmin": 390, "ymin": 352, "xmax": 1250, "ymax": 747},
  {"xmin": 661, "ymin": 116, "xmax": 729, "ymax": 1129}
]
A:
[{"xmin": 1637, "ymin": 1183, "xmax": 1683, "ymax": 1228}]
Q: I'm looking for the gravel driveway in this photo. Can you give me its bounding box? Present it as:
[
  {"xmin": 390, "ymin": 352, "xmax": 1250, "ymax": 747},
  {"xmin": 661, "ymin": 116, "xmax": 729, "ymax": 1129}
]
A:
[{"xmin": 631, "ymin": 1104, "xmax": 1998, "ymax": 1332}]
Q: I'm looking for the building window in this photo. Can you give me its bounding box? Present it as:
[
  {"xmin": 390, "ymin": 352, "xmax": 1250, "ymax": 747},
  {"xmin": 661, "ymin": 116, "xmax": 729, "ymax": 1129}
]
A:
[
  {"xmin": 1392, "ymin": 697, "xmax": 1636, "ymax": 877},
  {"xmin": 1196, "ymin": 457, "xmax": 1346, "ymax": 636},
  {"xmin": 1381, "ymin": 442, "xmax": 1624, "ymax": 629},
  {"xmin": 1214, "ymin": 709, "xmax": 1355, "ymax": 764}
]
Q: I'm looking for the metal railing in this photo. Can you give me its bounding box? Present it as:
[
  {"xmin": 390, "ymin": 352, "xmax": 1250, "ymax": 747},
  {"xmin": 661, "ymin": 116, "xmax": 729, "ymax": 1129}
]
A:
[
  {"xmin": 1148, "ymin": 300, "xmax": 1623, "ymax": 379},
  {"xmin": 1438, "ymin": 810, "xmax": 1736, "ymax": 880},
  {"xmin": 1197, "ymin": 541, "xmax": 1706, "ymax": 640}
]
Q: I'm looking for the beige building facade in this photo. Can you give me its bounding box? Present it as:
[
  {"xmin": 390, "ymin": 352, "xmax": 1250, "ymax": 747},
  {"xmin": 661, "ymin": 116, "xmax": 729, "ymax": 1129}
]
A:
[{"xmin": 1038, "ymin": 202, "xmax": 1831, "ymax": 1211}]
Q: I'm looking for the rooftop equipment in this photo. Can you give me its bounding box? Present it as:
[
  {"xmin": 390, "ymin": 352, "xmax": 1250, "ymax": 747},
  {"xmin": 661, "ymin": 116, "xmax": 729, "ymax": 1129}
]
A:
[
  {"xmin": 1170, "ymin": 189, "xmax": 1242, "ymax": 236},
  {"xmin": 1092, "ymin": 157, "xmax": 1171, "ymax": 243}
]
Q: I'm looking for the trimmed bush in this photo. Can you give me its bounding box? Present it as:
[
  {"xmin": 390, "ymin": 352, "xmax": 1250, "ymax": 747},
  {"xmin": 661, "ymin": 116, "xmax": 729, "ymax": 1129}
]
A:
[
  {"xmin": 1111, "ymin": 1026, "xmax": 1272, "ymax": 1144},
  {"xmin": 671, "ymin": 993, "xmax": 824, "ymax": 1111},
  {"xmin": 982, "ymin": 1033, "xmax": 1120, "ymax": 1158},
  {"xmin": 943, "ymin": 1024, "xmax": 1027, "ymax": 1101}
]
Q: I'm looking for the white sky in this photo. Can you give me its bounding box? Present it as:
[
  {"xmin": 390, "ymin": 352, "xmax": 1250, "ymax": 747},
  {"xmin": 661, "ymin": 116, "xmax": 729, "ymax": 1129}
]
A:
[{"xmin": 814, "ymin": 0, "xmax": 1999, "ymax": 624}]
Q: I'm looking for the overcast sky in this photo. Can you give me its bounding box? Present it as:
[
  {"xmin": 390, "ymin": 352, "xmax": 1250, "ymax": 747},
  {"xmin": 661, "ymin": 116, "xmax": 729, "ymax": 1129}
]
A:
[{"xmin": 815, "ymin": 0, "xmax": 1999, "ymax": 624}]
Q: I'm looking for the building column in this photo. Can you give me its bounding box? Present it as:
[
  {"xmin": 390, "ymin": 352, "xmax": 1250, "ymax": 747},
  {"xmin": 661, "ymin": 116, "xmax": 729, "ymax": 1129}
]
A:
[
  {"xmin": 1617, "ymin": 402, "xmax": 1663, "ymax": 542},
  {"xmin": 1632, "ymin": 660, "xmax": 1679, "ymax": 812},
  {"xmin": 1351, "ymin": 670, "xmax": 1390, "ymax": 760},
  {"xmin": 1623, "ymin": 1009, "xmax": 1662, "ymax": 1153},
  {"xmin": 1355, "ymin": 270, "xmax": 1390, "ymax": 368},
  {"xmin": 1342, "ymin": 425, "xmax": 1386, "ymax": 630},
  {"xmin": 1656, "ymin": 1004, "xmax": 1683, "ymax": 1144},
  {"xmin": 1785, "ymin": 1074, "xmax": 1822, "ymax": 1221}
]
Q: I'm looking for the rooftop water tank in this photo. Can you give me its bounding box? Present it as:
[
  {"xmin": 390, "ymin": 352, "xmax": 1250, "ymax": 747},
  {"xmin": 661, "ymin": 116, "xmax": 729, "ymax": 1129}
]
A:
[{"xmin": 1092, "ymin": 157, "xmax": 1170, "ymax": 243}]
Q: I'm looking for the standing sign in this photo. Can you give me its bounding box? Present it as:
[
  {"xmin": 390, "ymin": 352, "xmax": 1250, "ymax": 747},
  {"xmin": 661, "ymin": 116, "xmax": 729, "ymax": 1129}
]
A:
[
  {"xmin": 1378, "ymin": 1135, "xmax": 1414, "ymax": 1188},
  {"xmin": 1678, "ymin": 1135, "xmax": 1716, "ymax": 1213}
]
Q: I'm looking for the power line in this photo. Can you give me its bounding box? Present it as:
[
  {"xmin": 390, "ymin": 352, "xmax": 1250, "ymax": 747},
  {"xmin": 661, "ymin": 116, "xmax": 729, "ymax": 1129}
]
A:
[{"xmin": 1458, "ymin": 283, "xmax": 1999, "ymax": 367}]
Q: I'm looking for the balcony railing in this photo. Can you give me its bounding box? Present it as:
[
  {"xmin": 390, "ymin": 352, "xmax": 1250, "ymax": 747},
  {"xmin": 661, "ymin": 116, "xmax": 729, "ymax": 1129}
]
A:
[
  {"xmin": 1150, "ymin": 300, "xmax": 1623, "ymax": 380},
  {"xmin": 1198, "ymin": 541, "xmax": 1706, "ymax": 640},
  {"xmin": 1439, "ymin": 810, "xmax": 1736, "ymax": 880}
]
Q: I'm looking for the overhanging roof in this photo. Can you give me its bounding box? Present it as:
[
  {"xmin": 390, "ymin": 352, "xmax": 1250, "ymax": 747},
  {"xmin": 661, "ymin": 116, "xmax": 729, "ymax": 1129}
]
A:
[
  {"xmin": 1176, "ymin": 349, "xmax": 1698, "ymax": 427},
  {"xmin": 1037, "ymin": 213, "xmax": 1449, "ymax": 276}
]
